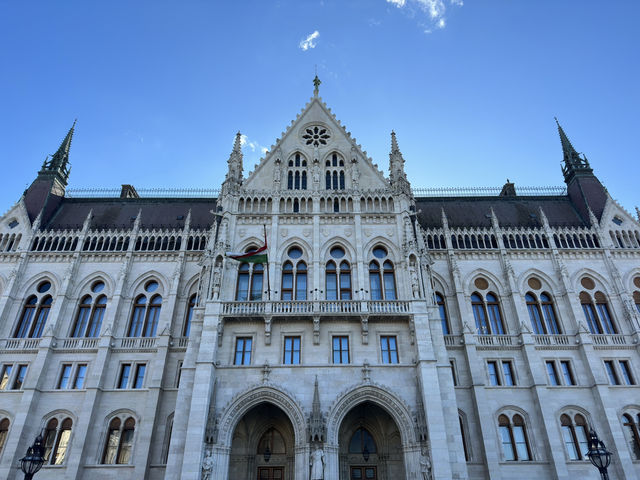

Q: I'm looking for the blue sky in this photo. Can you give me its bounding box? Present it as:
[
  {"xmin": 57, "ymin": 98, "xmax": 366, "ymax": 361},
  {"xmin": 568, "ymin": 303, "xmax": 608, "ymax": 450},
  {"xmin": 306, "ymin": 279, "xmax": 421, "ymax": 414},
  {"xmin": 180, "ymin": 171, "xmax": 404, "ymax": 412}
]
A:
[{"xmin": 1, "ymin": 1, "xmax": 639, "ymax": 213}]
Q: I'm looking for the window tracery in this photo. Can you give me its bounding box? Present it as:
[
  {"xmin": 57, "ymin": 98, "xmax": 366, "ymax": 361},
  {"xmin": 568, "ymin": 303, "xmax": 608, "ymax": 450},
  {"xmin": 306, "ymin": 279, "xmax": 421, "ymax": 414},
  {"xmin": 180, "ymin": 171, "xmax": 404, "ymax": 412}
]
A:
[
  {"xmin": 42, "ymin": 415, "xmax": 73, "ymax": 465},
  {"xmin": 71, "ymin": 281, "xmax": 107, "ymax": 337},
  {"xmin": 498, "ymin": 413, "xmax": 531, "ymax": 461},
  {"xmin": 14, "ymin": 280, "xmax": 54, "ymax": 338},
  {"xmin": 102, "ymin": 415, "xmax": 136, "ymax": 464},
  {"xmin": 472, "ymin": 291, "xmax": 505, "ymax": 335},
  {"xmin": 368, "ymin": 246, "xmax": 396, "ymax": 300},
  {"xmin": 127, "ymin": 280, "xmax": 162, "ymax": 337},
  {"xmin": 302, "ymin": 125, "xmax": 330, "ymax": 146},
  {"xmin": 325, "ymin": 153, "xmax": 345, "ymax": 190},
  {"xmin": 287, "ymin": 153, "xmax": 308, "ymax": 190},
  {"xmin": 525, "ymin": 291, "xmax": 561, "ymax": 334}
]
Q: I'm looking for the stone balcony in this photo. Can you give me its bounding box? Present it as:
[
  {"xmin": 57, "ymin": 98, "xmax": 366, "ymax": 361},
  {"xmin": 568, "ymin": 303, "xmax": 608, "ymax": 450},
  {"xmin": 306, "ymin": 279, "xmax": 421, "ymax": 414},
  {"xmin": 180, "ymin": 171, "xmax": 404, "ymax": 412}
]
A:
[{"xmin": 220, "ymin": 299, "xmax": 411, "ymax": 319}]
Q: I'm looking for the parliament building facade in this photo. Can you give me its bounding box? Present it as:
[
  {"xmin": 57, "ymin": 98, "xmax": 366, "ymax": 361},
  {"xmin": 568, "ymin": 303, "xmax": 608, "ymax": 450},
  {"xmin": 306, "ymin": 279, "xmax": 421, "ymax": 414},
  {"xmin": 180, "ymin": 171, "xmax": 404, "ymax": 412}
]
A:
[{"xmin": 0, "ymin": 81, "xmax": 639, "ymax": 480}]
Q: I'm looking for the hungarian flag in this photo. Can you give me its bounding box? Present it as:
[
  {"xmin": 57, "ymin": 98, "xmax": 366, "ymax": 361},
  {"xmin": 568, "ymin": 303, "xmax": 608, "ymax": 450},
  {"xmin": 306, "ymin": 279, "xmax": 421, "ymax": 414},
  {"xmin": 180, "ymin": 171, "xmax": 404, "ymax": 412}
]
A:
[{"xmin": 226, "ymin": 232, "xmax": 268, "ymax": 263}]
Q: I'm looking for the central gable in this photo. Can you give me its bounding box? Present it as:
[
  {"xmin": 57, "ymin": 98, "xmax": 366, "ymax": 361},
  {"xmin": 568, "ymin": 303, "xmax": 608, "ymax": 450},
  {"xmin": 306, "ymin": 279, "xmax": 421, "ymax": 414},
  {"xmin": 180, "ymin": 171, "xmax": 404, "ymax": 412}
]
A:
[{"xmin": 243, "ymin": 96, "xmax": 389, "ymax": 192}]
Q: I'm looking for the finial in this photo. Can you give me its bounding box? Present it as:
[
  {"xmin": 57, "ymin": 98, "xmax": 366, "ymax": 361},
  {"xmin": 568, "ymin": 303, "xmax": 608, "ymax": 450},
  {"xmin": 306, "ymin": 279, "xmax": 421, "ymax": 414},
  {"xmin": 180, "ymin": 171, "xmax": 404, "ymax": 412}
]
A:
[
  {"xmin": 390, "ymin": 130, "xmax": 400, "ymax": 153},
  {"xmin": 635, "ymin": 206, "xmax": 640, "ymax": 222},
  {"xmin": 313, "ymin": 75, "xmax": 321, "ymax": 97},
  {"xmin": 233, "ymin": 131, "xmax": 242, "ymax": 152}
]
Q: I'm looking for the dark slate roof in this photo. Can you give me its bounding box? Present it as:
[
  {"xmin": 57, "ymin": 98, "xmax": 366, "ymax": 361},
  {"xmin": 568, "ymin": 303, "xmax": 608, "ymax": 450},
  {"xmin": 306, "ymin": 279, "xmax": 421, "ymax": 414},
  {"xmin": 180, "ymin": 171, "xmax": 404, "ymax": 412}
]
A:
[
  {"xmin": 43, "ymin": 198, "xmax": 218, "ymax": 230},
  {"xmin": 415, "ymin": 196, "xmax": 587, "ymax": 229}
]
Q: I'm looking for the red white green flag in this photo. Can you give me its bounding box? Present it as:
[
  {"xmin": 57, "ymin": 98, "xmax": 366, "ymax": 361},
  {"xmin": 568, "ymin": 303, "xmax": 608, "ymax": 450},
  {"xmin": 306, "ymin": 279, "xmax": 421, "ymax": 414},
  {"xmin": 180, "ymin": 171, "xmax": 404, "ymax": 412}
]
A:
[{"xmin": 226, "ymin": 231, "xmax": 268, "ymax": 263}]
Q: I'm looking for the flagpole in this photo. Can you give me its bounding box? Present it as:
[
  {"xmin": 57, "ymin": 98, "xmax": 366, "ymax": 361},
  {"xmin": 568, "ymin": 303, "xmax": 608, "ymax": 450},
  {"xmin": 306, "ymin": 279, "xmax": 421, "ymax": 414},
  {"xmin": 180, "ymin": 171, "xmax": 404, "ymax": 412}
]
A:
[{"xmin": 264, "ymin": 224, "xmax": 271, "ymax": 301}]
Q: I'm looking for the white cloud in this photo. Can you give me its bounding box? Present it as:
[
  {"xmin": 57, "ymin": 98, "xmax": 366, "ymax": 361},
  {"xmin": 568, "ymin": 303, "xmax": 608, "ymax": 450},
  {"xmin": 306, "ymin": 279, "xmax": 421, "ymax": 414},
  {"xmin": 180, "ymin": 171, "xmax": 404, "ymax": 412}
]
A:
[
  {"xmin": 385, "ymin": 0, "xmax": 461, "ymax": 31},
  {"xmin": 239, "ymin": 134, "xmax": 268, "ymax": 155},
  {"xmin": 299, "ymin": 30, "xmax": 320, "ymax": 51}
]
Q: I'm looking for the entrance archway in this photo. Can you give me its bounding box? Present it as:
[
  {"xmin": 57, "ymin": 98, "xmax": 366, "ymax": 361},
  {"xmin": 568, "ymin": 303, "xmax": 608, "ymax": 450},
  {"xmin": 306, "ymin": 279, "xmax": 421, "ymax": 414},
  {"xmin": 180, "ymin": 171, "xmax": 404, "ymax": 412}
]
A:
[
  {"xmin": 229, "ymin": 403, "xmax": 295, "ymax": 480},
  {"xmin": 338, "ymin": 402, "xmax": 406, "ymax": 480}
]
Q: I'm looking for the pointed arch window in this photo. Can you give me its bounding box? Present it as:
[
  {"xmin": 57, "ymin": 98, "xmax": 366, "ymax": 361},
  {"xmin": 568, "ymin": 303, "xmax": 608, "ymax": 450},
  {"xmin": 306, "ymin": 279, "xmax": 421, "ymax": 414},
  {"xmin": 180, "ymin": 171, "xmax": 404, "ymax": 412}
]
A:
[
  {"xmin": 325, "ymin": 153, "xmax": 346, "ymax": 190},
  {"xmin": 14, "ymin": 281, "xmax": 54, "ymax": 338},
  {"xmin": 43, "ymin": 417, "xmax": 72, "ymax": 465},
  {"xmin": 436, "ymin": 292, "xmax": 450, "ymax": 334},
  {"xmin": 183, "ymin": 294, "xmax": 197, "ymax": 337},
  {"xmin": 281, "ymin": 249, "xmax": 307, "ymax": 300},
  {"xmin": 326, "ymin": 259, "xmax": 351, "ymax": 300},
  {"xmin": 72, "ymin": 283, "xmax": 107, "ymax": 337},
  {"xmin": 459, "ymin": 413, "xmax": 471, "ymax": 462},
  {"xmin": 561, "ymin": 414, "xmax": 589, "ymax": 460},
  {"xmin": 498, "ymin": 414, "xmax": 531, "ymax": 461},
  {"xmin": 287, "ymin": 153, "xmax": 308, "ymax": 190},
  {"xmin": 525, "ymin": 292, "xmax": 561, "ymax": 334},
  {"xmin": 472, "ymin": 292, "xmax": 505, "ymax": 335},
  {"xmin": 580, "ymin": 291, "xmax": 617, "ymax": 334},
  {"xmin": 634, "ymin": 291, "xmax": 640, "ymax": 314},
  {"xmin": 622, "ymin": 413, "xmax": 640, "ymax": 460},
  {"xmin": 348, "ymin": 427, "xmax": 377, "ymax": 455},
  {"xmin": 127, "ymin": 294, "xmax": 162, "ymax": 337},
  {"xmin": 102, "ymin": 417, "xmax": 136, "ymax": 464},
  {"xmin": 235, "ymin": 262, "xmax": 264, "ymax": 301},
  {"xmin": 368, "ymin": 247, "xmax": 396, "ymax": 300}
]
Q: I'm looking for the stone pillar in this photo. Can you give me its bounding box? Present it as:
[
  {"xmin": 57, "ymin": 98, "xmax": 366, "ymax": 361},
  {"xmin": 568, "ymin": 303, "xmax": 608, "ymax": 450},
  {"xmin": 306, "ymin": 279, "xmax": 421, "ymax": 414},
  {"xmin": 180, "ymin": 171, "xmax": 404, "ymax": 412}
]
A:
[{"xmin": 323, "ymin": 443, "xmax": 339, "ymax": 480}]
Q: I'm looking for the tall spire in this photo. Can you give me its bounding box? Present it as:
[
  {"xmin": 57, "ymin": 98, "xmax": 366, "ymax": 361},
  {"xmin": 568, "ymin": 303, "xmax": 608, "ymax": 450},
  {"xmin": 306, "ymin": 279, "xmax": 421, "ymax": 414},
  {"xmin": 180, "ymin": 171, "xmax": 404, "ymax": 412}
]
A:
[
  {"xmin": 221, "ymin": 131, "xmax": 244, "ymax": 194},
  {"xmin": 389, "ymin": 130, "xmax": 411, "ymax": 194},
  {"xmin": 309, "ymin": 376, "xmax": 325, "ymax": 442},
  {"xmin": 555, "ymin": 118, "xmax": 592, "ymax": 183},
  {"xmin": 40, "ymin": 119, "xmax": 76, "ymax": 185}
]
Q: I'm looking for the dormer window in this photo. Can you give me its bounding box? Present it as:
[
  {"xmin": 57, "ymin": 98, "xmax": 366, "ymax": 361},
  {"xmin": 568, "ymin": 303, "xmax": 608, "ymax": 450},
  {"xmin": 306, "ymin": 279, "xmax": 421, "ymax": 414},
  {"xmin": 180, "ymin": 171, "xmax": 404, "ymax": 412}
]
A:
[
  {"xmin": 612, "ymin": 216, "xmax": 623, "ymax": 226},
  {"xmin": 287, "ymin": 153, "xmax": 308, "ymax": 190}
]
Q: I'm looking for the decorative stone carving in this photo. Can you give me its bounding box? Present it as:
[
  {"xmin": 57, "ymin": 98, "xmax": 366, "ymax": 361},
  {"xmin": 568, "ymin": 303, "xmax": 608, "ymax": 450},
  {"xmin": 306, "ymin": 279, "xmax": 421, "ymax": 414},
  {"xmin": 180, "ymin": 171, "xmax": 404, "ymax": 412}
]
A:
[
  {"xmin": 420, "ymin": 446, "xmax": 433, "ymax": 480},
  {"xmin": 262, "ymin": 362, "xmax": 272, "ymax": 383},
  {"xmin": 361, "ymin": 361, "xmax": 371, "ymax": 383},
  {"xmin": 201, "ymin": 450, "xmax": 215, "ymax": 480},
  {"xmin": 410, "ymin": 266, "xmax": 420, "ymax": 299},
  {"xmin": 310, "ymin": 447, "xmax": 325, "ymax": 480},
  {"xmin": 309, "ymin": 376, "xmax": 326, "ymax": 442}
]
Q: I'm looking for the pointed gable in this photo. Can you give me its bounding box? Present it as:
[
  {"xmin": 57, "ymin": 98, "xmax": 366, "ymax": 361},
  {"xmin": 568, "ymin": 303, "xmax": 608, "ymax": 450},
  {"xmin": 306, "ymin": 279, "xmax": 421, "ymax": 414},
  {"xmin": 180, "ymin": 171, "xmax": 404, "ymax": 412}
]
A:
[{"xmin": 243, "ymin": 93, "xmax": 389, "ymax": 191}]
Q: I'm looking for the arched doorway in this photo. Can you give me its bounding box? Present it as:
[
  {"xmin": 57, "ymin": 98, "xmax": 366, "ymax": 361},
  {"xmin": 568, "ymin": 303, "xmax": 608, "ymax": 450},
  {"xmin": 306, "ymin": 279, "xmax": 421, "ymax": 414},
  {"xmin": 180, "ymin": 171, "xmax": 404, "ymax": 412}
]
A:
[
  {"xmin": 229, "ymin": 403, "xmax": 295, "ymax": 480},
  {"xmin": 338, "ymin": 402, "xmax": 406, "ymax": 480}
]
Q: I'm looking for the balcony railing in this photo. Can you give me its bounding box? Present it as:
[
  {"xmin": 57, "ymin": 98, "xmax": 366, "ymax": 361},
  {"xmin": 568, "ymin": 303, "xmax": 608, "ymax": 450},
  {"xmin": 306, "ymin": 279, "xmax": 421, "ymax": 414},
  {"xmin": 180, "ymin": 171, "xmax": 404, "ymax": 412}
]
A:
[
  {"xmin": 58, "ymin": 337, "xmax": 100, "ymax": 350},
  {"xmin": 117, "ymin": 337, "xmax": 157, "ymax": 349},
  {"xmin": 591, "ymin": 334, "xmax": 627, "ymax": 346},
  {"xmin": 1, "ymin": 337, "xmax": 41, "ymax": 351},
  {"xmin": 475, "ymin": 334, "xmax": 517, "ymax": 347},
  {"xmin": 533, "ymin": 334, "xmax": 571, "ymax": 347},
  {"xmin": 221, "ymin": 300, "xmax": 410, "ymax": 316}
]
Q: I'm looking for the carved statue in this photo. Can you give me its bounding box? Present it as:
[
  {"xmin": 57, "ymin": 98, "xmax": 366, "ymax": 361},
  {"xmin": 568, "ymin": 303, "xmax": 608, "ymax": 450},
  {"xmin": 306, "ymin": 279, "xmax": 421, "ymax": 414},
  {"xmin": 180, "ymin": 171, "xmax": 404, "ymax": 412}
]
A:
[
  {"xmin": 274, "ymin": 164, "xmax": 281, "ymax": 183},
  {"xmin": 310, "ymin": 447, "xmax": 325, "ymax": 480},
  {"xmin": 410, "ymin": 266, "xmax": 420, "ymax": 298},
  {"xmin": 202, "ymin": 451, "xmax": 215, "ymax": 480},
  {"xmin": 351, "ymin": 160, "xmax": 359, "ymax": 188},
  {"xmin": 313, "ymin": 161, "xmax": 320, "ymax": 184},
  {"xmin": 420, "ymin": 447, "xmax": 433, "ymax": 480}
]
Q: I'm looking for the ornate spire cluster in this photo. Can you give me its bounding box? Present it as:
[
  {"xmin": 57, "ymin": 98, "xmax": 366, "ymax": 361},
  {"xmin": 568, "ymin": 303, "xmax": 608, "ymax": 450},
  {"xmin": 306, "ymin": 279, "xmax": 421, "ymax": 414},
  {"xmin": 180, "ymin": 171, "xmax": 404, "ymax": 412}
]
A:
[
  {"xmin": 555, "ymin": 118, "xmax": 592, "ymax": 183},
  {"xmin": 389, "ymin": 131, "xmax": 411, "ymax": 194},
  {"xmin": 308, "ymin": 376, "xmax": 325, "ymax": 442},
  {"xmin": 222, "ymin": 131, "xmax": 244, "ymax": 194},
  {"xmin": 39, "ymin": 120, "xmax": 76, "ymax": 185}
]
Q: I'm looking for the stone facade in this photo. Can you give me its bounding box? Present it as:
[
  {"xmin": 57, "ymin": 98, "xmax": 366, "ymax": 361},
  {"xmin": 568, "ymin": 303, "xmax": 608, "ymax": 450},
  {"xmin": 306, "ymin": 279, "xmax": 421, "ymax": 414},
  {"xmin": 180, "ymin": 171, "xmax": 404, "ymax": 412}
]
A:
[{"xmin": 1, "ymin": 83, "xmax": 639, "ymax": 480}]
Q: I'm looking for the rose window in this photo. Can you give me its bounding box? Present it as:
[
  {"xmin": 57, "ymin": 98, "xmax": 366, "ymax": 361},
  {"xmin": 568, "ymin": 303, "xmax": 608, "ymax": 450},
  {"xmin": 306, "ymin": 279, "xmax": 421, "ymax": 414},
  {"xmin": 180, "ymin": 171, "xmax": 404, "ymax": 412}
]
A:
[{"xmin": 302, "ymin": 126, "xmax": 330, "ymax": 146}]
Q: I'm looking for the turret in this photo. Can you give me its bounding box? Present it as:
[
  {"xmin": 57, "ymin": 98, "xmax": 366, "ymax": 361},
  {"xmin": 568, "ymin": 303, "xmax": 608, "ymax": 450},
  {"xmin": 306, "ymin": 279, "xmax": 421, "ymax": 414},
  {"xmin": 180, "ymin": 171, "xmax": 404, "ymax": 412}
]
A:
[
  {"xmin": 556, "ymin": 119, "xmax": 607, "ymax": 225},
  {"xmin": 23, "ymin": 121, "xmax": 76, "ymax": 225}
]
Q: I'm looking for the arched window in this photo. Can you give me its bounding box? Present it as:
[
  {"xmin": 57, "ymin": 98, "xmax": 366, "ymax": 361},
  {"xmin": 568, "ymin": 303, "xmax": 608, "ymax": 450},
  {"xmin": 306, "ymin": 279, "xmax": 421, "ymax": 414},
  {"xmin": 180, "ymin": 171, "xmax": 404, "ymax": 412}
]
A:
[
  {"xmin": 287, "ymin": 153, "xmax": 307, "ymax": 190},
  {"xmin": 257, "ymin": 427, "xmax": 286, "ymax": 457},
  {"xmin": 183, "ymin": 294, "xmax": 197, "ymax": 337},
  {"xmin": 472, "ymin": 292, "xmax": 505, "ymax": 335},
  {"xmin": 436, "ymin": 292, "xmax": 450, "ymax": 334},
  {"xmin": 348, "ymin": 427, "xmax": 377, "ymax": 455},
  {"xmin": 580, "ymin": 291, "xmax": 617, "ymax": 334},
  {"xmin": 634, "ymin": 291, "xmax": 640, "ymax": 314},
  {"xmin": 525, "ymin": 292, "xmax": 561, "ymax": 334},
  {"xmin": 0, "ymin": 418, "xmax": 10, "ymax": 455},
  {"xmin": 43, "ymin": 417, "xmax": 72, "ymax": 465},
  {"xmin": 622, "ymin": 412, "xmax": 640, "ymax": 460},
  {"xmin": 281, "ymin": 247, "xmax": 307, "ymax": 300},
  {"xmin": 325, "ymin": 247, "xmax": 351, "ymax": 300},
  {"xmin": 127, "ymin": 281, "xmax": 162, "ymax": 337},
  {"xmin": 14, "ymin": 281, "xmax": 54, "ymax": 338},
  {"xmin": 560, "ymin": 414, "xmax": 589, "ymax": 460},
  {"xmin": 235, "ymin": 262, "xmax": 265, "ymax": 301},
  {"xmin": 325, "ymin": 153, "xmax": 346, "ymax": 190},
  {"xmin": 368, "ymin": 247, "xmax": 396, "ymax": 300},
  {"xmin": 71, "ymin": 281, "xmax": 107, "ymax": 337},
  {"xmin": 102, "ymin": 416, "xmax": 136, "ymax": 464},
  {"xmin": 498, "ymin": 413, "xmax": 531, "ymax": 461}
]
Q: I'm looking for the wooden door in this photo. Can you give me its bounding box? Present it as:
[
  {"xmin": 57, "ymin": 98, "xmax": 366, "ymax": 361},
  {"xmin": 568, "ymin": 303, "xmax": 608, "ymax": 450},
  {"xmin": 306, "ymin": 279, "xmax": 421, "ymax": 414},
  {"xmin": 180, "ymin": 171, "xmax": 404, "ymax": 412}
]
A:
[
  {"xmin": 350, "ymin": 466, "xmax": 377, "ymax": 479},
  {"xmin": 257, "ymin": 466, "xmax": 284, "ymax": 480}
]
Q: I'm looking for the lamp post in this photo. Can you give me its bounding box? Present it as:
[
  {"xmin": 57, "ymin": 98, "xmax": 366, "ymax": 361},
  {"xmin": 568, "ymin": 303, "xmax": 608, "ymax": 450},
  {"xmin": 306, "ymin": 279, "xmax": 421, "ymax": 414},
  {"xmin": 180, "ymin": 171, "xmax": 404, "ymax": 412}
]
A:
[
  {"xmin": 586, "ymin": 429, "xmax": 612, "ymax": 480},
  {"xmin": 19, "ymin": 434, "xmax": 45, "ymax": 480}
]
